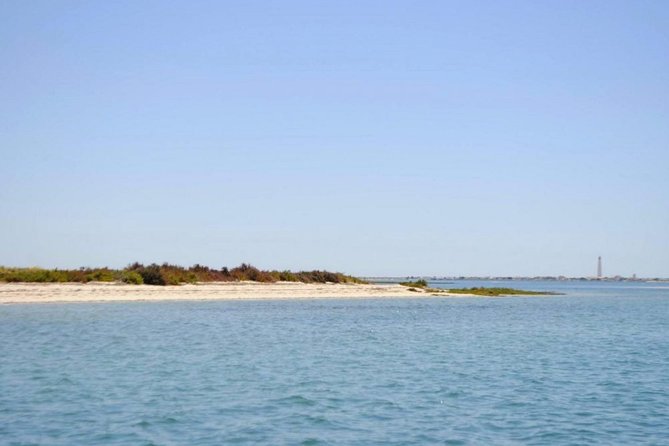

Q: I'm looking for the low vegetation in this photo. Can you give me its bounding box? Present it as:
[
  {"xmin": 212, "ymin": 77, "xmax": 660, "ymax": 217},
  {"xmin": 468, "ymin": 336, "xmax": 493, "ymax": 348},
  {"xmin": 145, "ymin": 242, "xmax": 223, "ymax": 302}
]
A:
[
  {"xmin": 446, "ymin": 287, "xmax": 558, "ymax": 296},
  {"xmin": 399, "ymin": 279, "xmax": 428, "ymax": 288},
  {"xmin": 0, "ymin": 263, "xmax": 366, "ymax": 286}
]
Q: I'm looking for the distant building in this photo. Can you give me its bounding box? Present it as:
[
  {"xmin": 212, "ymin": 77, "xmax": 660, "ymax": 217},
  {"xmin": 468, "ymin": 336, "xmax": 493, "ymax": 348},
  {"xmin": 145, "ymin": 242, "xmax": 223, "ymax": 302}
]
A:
[{"xmin": 597, "ymin": 256, "xmax": 602, "ymax": 279}]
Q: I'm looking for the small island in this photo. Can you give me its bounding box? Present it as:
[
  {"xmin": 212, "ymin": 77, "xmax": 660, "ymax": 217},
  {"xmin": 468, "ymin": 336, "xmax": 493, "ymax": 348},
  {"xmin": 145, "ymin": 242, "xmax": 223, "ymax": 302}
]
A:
[
  {"xmin": 398, "ymin": 281, "xmax": 558, "ymax": 296},
  {"xmin": 446, "ymin": 287, "xmax": 560, "ymax": 296}
]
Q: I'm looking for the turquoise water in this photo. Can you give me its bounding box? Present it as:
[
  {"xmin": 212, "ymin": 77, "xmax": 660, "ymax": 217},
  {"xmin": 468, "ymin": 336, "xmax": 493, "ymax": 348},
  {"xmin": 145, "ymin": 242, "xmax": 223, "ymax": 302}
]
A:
[{"xmin": 1, "ymin": 281, "xmax": 668, "ymax": 445}]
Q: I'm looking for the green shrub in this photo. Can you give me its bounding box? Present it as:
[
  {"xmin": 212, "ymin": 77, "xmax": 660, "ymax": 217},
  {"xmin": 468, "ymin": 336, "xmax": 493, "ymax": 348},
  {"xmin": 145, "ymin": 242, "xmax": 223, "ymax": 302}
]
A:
[
  {"xmin": 0, "ymin": 268, "xmax": 67, "ymax": 283},
  {"xmin": 399, "ymin": 279, "xmax": 428, "ymax": 288},
  {"xmin": 120, "ymin": 271, "xmax": 143, "ymax": 284},
  {"xmin": 86, "ymin": 268, "xmax": 115, "ymax": 282}
]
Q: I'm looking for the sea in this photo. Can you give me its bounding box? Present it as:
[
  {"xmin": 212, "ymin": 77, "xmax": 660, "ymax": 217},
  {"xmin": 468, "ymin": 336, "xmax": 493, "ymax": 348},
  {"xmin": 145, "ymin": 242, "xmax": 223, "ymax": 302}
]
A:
[{"xmin": 1, "ymin": 280, "xmax": 668, "ymax": 445}]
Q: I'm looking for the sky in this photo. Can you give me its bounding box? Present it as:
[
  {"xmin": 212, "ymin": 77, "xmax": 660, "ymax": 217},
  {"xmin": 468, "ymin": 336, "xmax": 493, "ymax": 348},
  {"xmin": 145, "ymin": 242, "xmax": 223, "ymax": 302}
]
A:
[{"xmin": 1, "ymin": 1, "xmax": 668, "ymax": 277}]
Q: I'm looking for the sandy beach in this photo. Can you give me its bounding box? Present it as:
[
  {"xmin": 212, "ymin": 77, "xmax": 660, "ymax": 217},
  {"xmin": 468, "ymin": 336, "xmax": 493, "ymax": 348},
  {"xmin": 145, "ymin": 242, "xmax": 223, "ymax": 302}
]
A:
[{"xmin": 0, "ymin": 282, "xmax": 462, "ymax": 304}]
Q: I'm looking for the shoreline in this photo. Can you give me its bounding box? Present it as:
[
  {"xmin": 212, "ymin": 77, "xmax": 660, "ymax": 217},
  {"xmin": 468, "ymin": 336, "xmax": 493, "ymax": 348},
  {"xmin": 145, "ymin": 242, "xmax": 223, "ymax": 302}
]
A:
[{"xmin": 0, "ymin": 282, "xmax": 473, "ymax": 304}]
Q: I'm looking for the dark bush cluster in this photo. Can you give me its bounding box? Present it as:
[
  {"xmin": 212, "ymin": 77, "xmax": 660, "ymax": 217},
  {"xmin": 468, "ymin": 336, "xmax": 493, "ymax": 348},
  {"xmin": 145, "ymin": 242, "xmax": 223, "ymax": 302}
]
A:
[{"xmin": 0, "ymin": 263, "xmax": 366, "ymax": 286}]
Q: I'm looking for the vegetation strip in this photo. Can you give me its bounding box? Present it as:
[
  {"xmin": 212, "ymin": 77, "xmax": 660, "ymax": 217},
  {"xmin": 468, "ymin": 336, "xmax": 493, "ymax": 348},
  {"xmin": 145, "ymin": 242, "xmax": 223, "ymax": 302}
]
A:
[
  {"xmin": 399, "ymin": 279, "xmax": 428, "ymax": 288},
  {"xmin": 0, "ymin": 263, "xmax": 366, "ymax": 286}
]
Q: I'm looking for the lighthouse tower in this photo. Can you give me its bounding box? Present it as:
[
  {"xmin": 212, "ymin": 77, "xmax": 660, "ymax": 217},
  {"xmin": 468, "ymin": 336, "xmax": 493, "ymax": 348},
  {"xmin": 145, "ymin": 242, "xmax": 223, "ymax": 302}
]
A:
[{"xmin": 597, "ymin": 256, "xmax": 602, "ymax": 279}]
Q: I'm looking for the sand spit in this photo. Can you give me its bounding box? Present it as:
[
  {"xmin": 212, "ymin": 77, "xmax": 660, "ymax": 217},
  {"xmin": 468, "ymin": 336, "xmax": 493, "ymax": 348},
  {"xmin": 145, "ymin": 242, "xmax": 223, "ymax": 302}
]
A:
[{"xmin": 0, "ymin": 282, "xmax": 468, "ymax": 304}]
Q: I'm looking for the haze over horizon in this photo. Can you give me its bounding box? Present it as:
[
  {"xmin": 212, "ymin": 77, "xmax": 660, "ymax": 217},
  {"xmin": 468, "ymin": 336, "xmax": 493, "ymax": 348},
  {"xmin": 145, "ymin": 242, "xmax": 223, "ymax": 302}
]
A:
[{"xmin": 2, "ymin": 1, "xmax": 668, "ymax": 278}]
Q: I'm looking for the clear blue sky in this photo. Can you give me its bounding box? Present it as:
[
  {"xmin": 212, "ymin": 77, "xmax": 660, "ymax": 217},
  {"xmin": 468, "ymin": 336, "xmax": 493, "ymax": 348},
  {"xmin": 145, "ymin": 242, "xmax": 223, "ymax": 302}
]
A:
[{"xmin": 1, "ymin": 1, "xmax": 667, "ymax": 277}]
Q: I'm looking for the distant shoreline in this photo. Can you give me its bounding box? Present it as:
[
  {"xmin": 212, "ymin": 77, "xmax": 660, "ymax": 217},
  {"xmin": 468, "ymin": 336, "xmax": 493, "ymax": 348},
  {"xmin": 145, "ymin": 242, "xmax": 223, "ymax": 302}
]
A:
[{"xmin": 367, "ymin": 276, "xmax": 669, "ymax": 283}]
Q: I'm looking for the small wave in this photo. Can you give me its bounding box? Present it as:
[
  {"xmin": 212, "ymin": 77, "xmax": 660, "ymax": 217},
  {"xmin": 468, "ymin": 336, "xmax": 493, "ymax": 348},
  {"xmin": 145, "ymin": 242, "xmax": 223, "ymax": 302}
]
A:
[
  {"xmin": 159, "ymin": 416, "xmax": 178, "ymax": 424},
  {"xmin": 273, "ymin": 395, "xmax": 317, "ymax": 407}
]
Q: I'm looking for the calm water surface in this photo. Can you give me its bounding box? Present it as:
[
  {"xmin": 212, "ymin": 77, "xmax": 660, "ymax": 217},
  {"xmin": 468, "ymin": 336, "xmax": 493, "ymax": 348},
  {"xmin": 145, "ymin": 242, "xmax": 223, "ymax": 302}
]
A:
[{"xmin": 1, "ymin": 281, "xmax": 668, "ymax": 445}]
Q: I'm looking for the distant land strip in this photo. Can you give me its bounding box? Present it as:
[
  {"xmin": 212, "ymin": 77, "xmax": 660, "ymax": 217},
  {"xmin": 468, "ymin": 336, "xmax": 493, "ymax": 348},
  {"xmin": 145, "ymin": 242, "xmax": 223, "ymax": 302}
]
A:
[{"xmin": 367, "ymin": 276, "xmax": 669, "ymax": 283}]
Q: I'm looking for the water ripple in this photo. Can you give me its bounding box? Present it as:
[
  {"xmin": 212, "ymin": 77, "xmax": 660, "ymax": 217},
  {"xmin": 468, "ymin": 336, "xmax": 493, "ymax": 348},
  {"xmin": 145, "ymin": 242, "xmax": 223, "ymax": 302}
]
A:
[{"xmin": 1, "ymin": 289, "xmax": 668, "ymax": 444}]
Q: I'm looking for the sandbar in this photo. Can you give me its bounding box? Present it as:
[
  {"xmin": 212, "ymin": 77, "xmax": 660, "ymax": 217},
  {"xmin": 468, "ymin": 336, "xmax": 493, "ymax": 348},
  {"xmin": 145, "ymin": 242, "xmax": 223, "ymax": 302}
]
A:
[{"xmin": 0, "ymin": 282, "xmax": 465, "ymax": 304}]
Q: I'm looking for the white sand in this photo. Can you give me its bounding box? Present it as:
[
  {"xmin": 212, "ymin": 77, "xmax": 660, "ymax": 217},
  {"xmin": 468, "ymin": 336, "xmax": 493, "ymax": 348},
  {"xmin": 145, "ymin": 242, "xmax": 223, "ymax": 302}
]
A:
[{"xmin": 0, "ymin": 282, "xmax": 463, "ymax": 304}]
